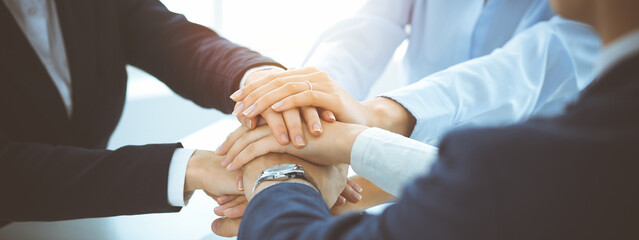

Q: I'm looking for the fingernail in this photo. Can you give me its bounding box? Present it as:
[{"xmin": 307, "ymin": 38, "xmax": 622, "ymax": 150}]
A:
[
  {"xmin": 238, "ymin": 178, "xmax": 244, "ymax": 191},
  {"xmin": 312, "ymin": 123, "xmax": 322, "ymax": 133},
  {"xmin": 352, "ymin": 183, "xmax": 363, "ymax": 193},
  {"xmin": 351, "ymin": 191, "xmax": 362, "ymax": 201},
  {"xmin": 211, "ymin": 220, "xmax": 220, "ymax": 231},
  {"xmin": 271, "ymin": 101, "xmax": 284, "ymax": 110},
  {"xmin": 242, "ymin": 104, "xmax": 255, "ymax": 116},
  {"xmin": 223, "ymin": 208, "xmax": 234, "ymax": 217},
  {"xmin": 245, "ymin": 119, "xmax": 252, "ymax": 128},
  {"xmin": 216, "ymin": 145, "xmax": 223, "ymax": 153},
  {"xmin": 230, "ymin": 90, "xmax": 242, "ymax": 100},
  {"xmin": 280, "ymin": 133, "xmax": 289, "ymax": 143},
  {"xmin": 226, "ymin": 162, "xmax": 233, "ymax": 170},
  {"xmin": 295, "ymin": 135, "xmax": 305, "ymax": 146},
  {"xmin": 220, "ymin": 157, "xmax": 229, "ymax": 167},
  {"xmin": 329, "ymin": 113, "xmax": 336, "ymax": 122},
  {"xmin": 214, "ymin": 205, "xmax": 224, "ymax": 212},
  {"xmin": 232, "ymin": 102, "xmax": 244, "ymax": 116}
]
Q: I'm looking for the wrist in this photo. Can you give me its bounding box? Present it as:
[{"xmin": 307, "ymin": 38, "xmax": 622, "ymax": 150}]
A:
[
  {"xmin": 363, "ymin": 97, "xmax": 416, "ymax": 136},
  {"xmin": 334, "ymin": 123, "xmax": 368, "ymax": 165},
  {"xmin": 252, "ymin": 179, "xmax": 319, "ymax": 200},
  {"xmin": 184, "ymin": 150, "xmax": 209, "ymax": 192}
]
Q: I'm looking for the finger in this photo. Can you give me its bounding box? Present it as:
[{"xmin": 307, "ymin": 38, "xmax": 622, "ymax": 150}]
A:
[
  {"xmin": 242, "ymin": 81, "xmax": 318, "ymax": 118},
  {"xmin": 211, "ymin": 217, "xmax": 241, "ymax": 237},
  {"xmin": 231, "ymin": 66, "xmax": 320, "ymax": 101},
  {"xmin": 319, "ymin": 108, "xmax": 336, "ymax": 123},
  {"xmin": 260, "ymin": 109, "xmax": 290, "ymax": 145},
  {"xmin": 347, "ymin": 179, "xmax": 363, "ymax": 193},
  {"xmin": 270, "ymin": 91, "xmax": 343, "ymax": 119},
  {"xmin": 214, "ymin": 195, "xmax": 247, "ymax": 217},
  {"xmin": 217, "ymin": 125, "xmax": 249, "ymax": 156},
  {"xmin": 335, "ymin": 196, "xmax": 347, "ymax": 206},
  {"xmin": 241, "ymin": 70, "xmax": 334, "ymax": 118},
  {"xmin": 222, "ymin": 200, "xmax": 248, "ymax": 218},
  {"xmin": 224, "ymin": 126, "xmax": 272, "ymax": 169},
  {"xmin": 282, "ymin": 109, "xmax": 306, "ymax": 148},
  {"xmin": 214, "ymin": 194, "xmax": 239, "ymax": 205},
  {"xmin": 236, "ymin": 175, "xmax": 244, "ymax": 192},
  {"xmin": 302, "ymin": 106, "xmax": 323, "ymax": 136},
  {"xmin": 342, "ymin": 184, "xmax": 362, "ymax": 203},
  {"xmin": 231, "ymin": 101, "xmax": 243, "ymax": 116},
  {"xmin": 228, "ymin": 136, "xmax": 288, "ymax": 171}
]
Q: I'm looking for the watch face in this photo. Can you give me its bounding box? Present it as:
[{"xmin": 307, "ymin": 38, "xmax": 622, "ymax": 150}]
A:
[{"xmin": 264, "ymin": 164, "xmax": 297, "ymax": 174}]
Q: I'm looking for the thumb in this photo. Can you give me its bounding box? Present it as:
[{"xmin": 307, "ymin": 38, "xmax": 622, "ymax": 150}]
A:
[{"xmin": 211, "ymin": 217, "xmax": 242, "ymax": 237}]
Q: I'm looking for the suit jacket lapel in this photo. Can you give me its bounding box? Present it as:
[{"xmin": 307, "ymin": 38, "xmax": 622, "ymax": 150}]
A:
[{"xmin": 0, "ymin": 2, "xmax": 71, "ymax": 140}]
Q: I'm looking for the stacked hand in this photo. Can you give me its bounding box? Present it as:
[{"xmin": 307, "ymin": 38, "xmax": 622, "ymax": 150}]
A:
[
  {"xmin": 207, "ymin": 66, "xmax": 414, "ymax": 237},
  {"xmin": 208, "ymin": 68, "xmax": 369, "ymax": 237}
]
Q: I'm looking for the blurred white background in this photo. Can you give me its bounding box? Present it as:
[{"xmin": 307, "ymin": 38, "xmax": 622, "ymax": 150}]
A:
[{"xmin": 109, "ymin": 0, "xmax": 371, "ymax": 150}]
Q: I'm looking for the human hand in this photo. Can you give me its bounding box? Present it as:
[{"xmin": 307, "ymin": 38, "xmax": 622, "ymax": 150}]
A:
[
  {"xmin": 211, "ymin": 217, "xmax": 241, "ymax": 237},
  {"xmin": 232, "ymin": 68, "xmax": 335, "ymax": 148},
  {"xmin": 230, "ymin": 66, "xmax": 371, "ymax": 127},
  {"xmin": 184, "ymin": 150, "xmax": 244, "ymax": 198},
  {"xmin": 330, "ymin": 175, "xmax": 395, "ymax": 215},
  {"xmin": 207, "ymin": 178, "xmax": 363, "ymax": 237},
  {"xmin": 217, "ymin": 121, "xmax": 368, "ymax": 171}
]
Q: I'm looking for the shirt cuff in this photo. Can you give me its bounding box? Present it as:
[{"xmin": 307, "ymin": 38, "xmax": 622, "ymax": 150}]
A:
[
  {"xmin": 381, "ymin": 83, "xmax": 452, "ymax": 146},
  {"xmin": 167, "ymin": 148, "xmax": 196, "ymax": 207},
  {"xmin": 240, "ymin": 65, "xmax": 285, "ymax": 87},
  {"xmin": 350, "ymin": 127, "xmax": 438, "ymax": 196}
]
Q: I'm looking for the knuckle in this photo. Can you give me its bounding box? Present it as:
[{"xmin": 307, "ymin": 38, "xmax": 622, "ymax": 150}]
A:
[
  {"xmin": 275, "ymin": 77, "xmax": 288, "ymax": 86},
  {"xmin": 316, "ymin": 71, "xmax": 329, "ymax": 79},
  {"xmin": 284, "ymin": 82, "xmax": 297, "ymax": 91},
  {"xmin": 306, "ymin": 66, "xmax": 319, "ymax": 72}
]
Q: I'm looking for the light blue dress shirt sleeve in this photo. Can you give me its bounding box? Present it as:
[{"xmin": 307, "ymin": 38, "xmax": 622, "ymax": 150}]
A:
[
  {"xmin": 303, "ymin": 0, "xmax": 412, "ymax": 100},
  {"xmin": 383, "ymin": 17, "xmax": 600, "ymax": 145},
  {"xmin": 351, "ymin": 128, "xmax": 438, "ymax": 196}
]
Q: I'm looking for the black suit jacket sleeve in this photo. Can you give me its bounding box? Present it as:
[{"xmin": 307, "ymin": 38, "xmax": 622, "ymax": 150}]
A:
[
  {"xmin": 117, "ymin": 0, "xmax": 285, "ymax": 113},
  {"xmin": 0, "ymin": 131, "xmax": 182, "ymax": 221}
]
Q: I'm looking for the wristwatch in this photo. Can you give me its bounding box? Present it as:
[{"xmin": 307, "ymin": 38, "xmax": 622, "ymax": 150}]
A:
[{"xmin": 252, "ymin": 164, "xmax": 320, "ymax": 195}]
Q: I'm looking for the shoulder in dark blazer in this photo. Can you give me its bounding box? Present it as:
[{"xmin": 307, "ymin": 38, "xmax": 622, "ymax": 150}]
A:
[
  {"xmin": 239, "ymin": 54, "xmax": 639, "ymax": 240},
  {"xmin": 0, "ymin": 0, "xmax": 282, "ymax": 222}
]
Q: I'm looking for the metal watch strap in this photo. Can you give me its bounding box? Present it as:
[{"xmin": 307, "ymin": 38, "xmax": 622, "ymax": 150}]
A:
[{"xmin": 251, "ymin": 164, "xmax": 321, "ymax": 195}]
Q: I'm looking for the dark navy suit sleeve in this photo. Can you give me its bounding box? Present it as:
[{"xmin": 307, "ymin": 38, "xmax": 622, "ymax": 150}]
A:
[
  {"xmin": 239, "ymin": 54, "xmax": 639, "ymax": 240},
  {"xmin": 239, "ymin": 147, "xmax": 501, "ymax": 240}
]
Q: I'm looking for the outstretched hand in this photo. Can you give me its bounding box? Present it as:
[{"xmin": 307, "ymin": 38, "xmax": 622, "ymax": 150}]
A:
[
  {"xmin": 232, "ymin": 67, "xmax": 336, "ymax": 148},
  {"xmin": 217, "ymin": 121, "xmax": 368, "ymax": 171}
]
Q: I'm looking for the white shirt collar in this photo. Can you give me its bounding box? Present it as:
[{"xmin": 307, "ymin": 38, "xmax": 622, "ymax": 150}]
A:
[{"xmin": 598, "ymin": 29, "xmax": 639, "ymax": 74}]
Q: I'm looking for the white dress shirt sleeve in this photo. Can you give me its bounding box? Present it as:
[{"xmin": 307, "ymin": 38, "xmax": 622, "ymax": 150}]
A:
[
  {"xmin": 303, "ymin": 0, "xmax": 412, "ymax": 100},
  {"xmin": 350, "ymin": 128, "xmax": 438, "ymax": 196},
  {"xmin": 382, "ymin": 17, "xmax": 600, "ymax": 145},
  {"xmin": 167, "ymin": 148, "xmax": 195, "ymax": 207}
]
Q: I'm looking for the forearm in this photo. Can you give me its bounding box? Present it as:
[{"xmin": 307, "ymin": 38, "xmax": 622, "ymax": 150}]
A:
[
  {"xmin": 380, "ymin": 17, "xmax": 599, "ymax": 143},
  {"xmin": 242, "ymin": 153, "xmax": 344, "ymax": 207},
  {"xmin": 363, "ymin": 97, "xmax": 416, "ymax": 137},
  {"xmin": 0, "ymin": 138, "xmax": 180, "ymax": 221},
  {"xmin": 119, "ymin": 0, "xmax": 284, "ymax": 113}
]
